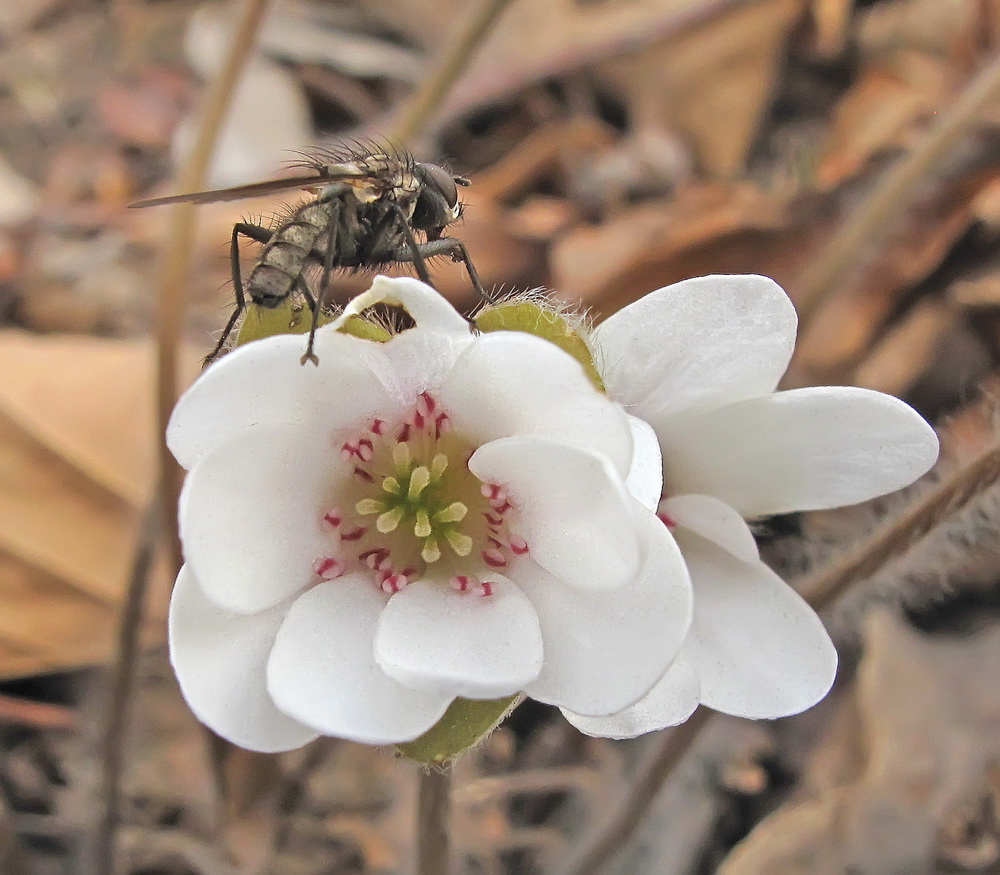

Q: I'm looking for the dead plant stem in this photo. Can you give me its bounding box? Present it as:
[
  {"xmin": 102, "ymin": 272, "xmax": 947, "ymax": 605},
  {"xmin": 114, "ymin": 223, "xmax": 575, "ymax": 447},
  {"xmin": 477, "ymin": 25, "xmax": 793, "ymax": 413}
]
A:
[
  {"xmin": 93, "ymin": 497, "xmax": 160, "ymax": 875},
  {"xmin": 567, "ymin": 437, "xmax": 1000, "ymax": 875},
  {"xmin": 416, "ymin": 765, "xmax": 453, "ymax": 875},
  {"xmin": 390, "ymin": 0, "xmax": 517, "ymax": 147},
  {"xmin": 156, "ymin": 0, "xmax": 272, "ymax": 573},
  {"xmin": 794, "ymin": 49, "xmax": 1000, "ymax": 324}
]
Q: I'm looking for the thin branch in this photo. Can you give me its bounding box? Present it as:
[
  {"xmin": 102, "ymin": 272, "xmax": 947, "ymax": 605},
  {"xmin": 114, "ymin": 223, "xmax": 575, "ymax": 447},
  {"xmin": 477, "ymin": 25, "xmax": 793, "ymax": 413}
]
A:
[
  {"xmin": 416, "ymin": 764, "xmax": 453, "ymax": 875},
  {"xmin": 562, "ymin": 707, "xmax": 713, "ymax": 875},
  {"xmin": 565, "ymin": 437, "xmax": 1000, "ymax": 875},
  {"xmin": 390, "ymin": 0, "xmax": 517, "ymax": 147},
  {"xmin": 803, "ymin": 442, "xmax": 1000, "ymax": 611},
  {"xmin": 156, "ymin": 0, "xmax": 273, "ymax": 572},
  {"xmin": 93, "ymin": 497, "xmax": 160, "ymax": 875},
  {"xmin": 793, "ymin": 49, "xmax": 1000, "ymax": 324}
]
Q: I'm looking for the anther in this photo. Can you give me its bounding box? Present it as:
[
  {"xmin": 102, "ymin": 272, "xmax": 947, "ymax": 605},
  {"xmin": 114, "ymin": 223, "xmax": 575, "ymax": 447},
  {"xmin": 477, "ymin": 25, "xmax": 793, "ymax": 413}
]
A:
[
  {"xmin": 435, "ymin": 413, "xmax": 451, "ymax": 437},
  {"xmin": 357, "ymin": 438, "xmax": 374, "ymax": 462},
  {"xmin": 451, "ymin": 575, "xmax": 472, "ymax": 593},
  {"xmin": 313, "ymin": 557, "xmax": 345, "ymax": 580},
  {"xmin": 397, "ymin": 422, "xmax": 411, "ymax": 443},
  {"xmin": 360, "ymin": 548, "xmax": 389, "ymax": 570},
  {"xmin": 417, "ymin": 392, "xmax": 436, "ymax": 417},
  {"xmin": 341, "ymin": 525, "xmax": 367, "ymax": 542},
  {"xmin": 380, "ymin": 571, "xmax": 409, "ymax": 594},
  {"xmin": 370, "ymin": 418, "xmax": 385, "ymax": 435},
  {"xmin": 657, "ymin": 512, "xmax": 677, "ymax": 528},
  {"xmin": 509, "ymin": 535, "xmax": 529, "ymax": 555},
  {"xmin": 482, "ymin": 548, "xmax": 507, "ymax": 568},
  {"xmin": 322, "ymin": 509, "xmax": 343, "ymax": 529},
  {"xmin": 340, "ymin": 442, "xmax": 358, "ymax": 461},
  {"xmin": 353, "ymin": 466, "xmax": 374, "ymax": 483},
  {"xmin": 479, "ymin": 581, "xmax": 494, "ymax": 597},
  {"xmin": 481, "ymin": 483, "xmax": 506, "ymax": 501}
]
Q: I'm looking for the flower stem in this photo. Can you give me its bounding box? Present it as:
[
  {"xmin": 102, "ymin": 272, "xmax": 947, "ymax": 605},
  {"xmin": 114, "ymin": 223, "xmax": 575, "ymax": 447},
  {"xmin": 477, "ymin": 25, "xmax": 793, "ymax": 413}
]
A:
[{"xmin": 416, "ymin": 763, "xmax": 453, "ymax": 875}]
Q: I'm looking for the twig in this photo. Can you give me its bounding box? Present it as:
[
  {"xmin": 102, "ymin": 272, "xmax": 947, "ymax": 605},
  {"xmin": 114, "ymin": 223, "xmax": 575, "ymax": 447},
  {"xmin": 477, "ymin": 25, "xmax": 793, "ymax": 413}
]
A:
[
  {"xmin": 389, "ymin": 0, "xmax": 517, "ymax": 147},
  {"xmin": 562, "ymin": 708, "xmax": 714, "ymax": 875},
  {"xmin": 793, "ymin": 49, "xmax": 1000, "ymax": 324},
  {"xmin": 565, "ymin": 437, "xmax": 1000, "ymax": 874},
  {"xmin": 155, "ymin": 0, "xmax": 273, "ymax": 572},
  {"xmin": 416, "ymin": 764, "xmax": 453, "ymax": 875},
  {"xmin": 802, "ymin": 442, "xmax": 1000, "ymax": 611},
  {"xmin": 93, "ymin": 497, "xmax": 160, "ymax": 875}
]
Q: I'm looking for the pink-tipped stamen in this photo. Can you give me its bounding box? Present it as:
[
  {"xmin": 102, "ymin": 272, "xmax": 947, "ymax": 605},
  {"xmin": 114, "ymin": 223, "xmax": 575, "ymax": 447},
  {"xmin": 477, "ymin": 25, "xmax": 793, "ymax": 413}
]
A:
[
  {"xmin": 341, "ymin": 525, "xmax": 368, "ymax": 542},
  {"xmin": 435, "ymin": 413, "xmax": 451, "ymax": 437},
  {"xmin": 397, "ymin": 422, "xmax": 411, "ymax": 443},
  {"xmin": 451, "ymin": 575, "xmax": 472, "ymax": 593},
  {"xmin": 657, "ymin": 512, "xmax": 677, "ymax": 528},
  {"xmin": 482, "ymin": 548, "xmax": 507, "ymax": 569},
  {"xmin": 314, "ymin": 557, "xmax": 345, "ymax": 580},
  {"xmin": 357, "ymin": 438, "xmax": 374, "ymax": 462},
  {"xmin": 370, "ymin": 418, "xmax": 385, "ymax": 435},
  {"xmin": 353, "ymin": 466, "xmax": 374, "ymax": 483},
  {"xmin": 478, "ymin": 581, "xmax": 494, "ymax": 597},
  {"xmin": 509, "ymin": 536, "xmax": 529, "ymax": 555},
  {"xmin": 322, "ymin": 509, "xmax": 343, "ymax": 529}
]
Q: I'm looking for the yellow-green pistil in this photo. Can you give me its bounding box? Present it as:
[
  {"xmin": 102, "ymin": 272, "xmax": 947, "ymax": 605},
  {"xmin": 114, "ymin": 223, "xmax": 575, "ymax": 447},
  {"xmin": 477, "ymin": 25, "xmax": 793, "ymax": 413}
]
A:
[{"xmin": 355, "ymin": 442, "xmax": 473, "ymax": 564}]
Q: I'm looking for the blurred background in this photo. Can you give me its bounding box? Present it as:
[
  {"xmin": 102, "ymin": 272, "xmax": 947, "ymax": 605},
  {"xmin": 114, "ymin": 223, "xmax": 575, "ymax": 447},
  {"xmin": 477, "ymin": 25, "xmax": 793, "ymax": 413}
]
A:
[{"xmin": 2, "ymin": 0, "xmax": 1000, "ymax": 872}]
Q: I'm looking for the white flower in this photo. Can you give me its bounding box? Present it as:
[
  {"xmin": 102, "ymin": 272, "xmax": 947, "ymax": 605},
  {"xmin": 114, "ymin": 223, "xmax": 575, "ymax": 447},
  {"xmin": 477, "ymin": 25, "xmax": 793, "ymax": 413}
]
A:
[
  {"xmin": 167, "ymin": 276, "xmax": 693, "ymax": 752},
  {"xmin": 565, "ymin": 275, "xmax": 939, "ymax": 738}
]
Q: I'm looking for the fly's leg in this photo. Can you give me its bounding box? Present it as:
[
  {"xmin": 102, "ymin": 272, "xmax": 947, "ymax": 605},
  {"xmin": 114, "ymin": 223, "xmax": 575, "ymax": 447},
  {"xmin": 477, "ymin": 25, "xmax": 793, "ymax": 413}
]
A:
[
  {"xmin": 391, "ymin": 236, "xmax": 490, "ymax": 304},
  {"xmin": 390, "ymin": 203, "xmax": 433, "ymax": 285},
  {"xmin": 302, "ymin": 199, "xmax": 341, "ymax": 366},
  {"xmin": 205, "ymin": 221, "xmax": 274, "ymax": 364}
]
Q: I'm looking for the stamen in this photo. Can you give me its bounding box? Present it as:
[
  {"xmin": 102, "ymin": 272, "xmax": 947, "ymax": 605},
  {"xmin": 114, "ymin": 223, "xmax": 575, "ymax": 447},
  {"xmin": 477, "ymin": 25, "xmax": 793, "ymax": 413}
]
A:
[
  {"xmin": 313, "ymin": 557, "xmax": 345, "ymax": 580},
  {"xmin": 370, "ymin": 418, "xmax": 385, "ymax": 435},
  {"xmin": 322, "ymin": 509, "xmax": 343, "ymax": 529},
  {"xmin": 451, "ymin": 575, "xmax": 472, "ymax": 593},
  {"xmin": 360, "ymin": 548, "xmax": 389, "ymax": 570},
  {"xmin": 357, "ymin": 438, "xmax": 374, "ymax": 462},
  {"xmin": 417, "ymin": 392, "xmax": 436, "ymax": 416},
  {"xmin": 353, "ymin": 466, "xmax": 374, "ymax": 483},
  {"xmin": 397, "ymin": 422, "xmax": 411, "ymax": 443},
  {"xmin": 408, "ymin": 465, "xmax": 430, "ymax": 499},
  {"xmin": 435, "ymin": 413, "xmax": 451, "ymax": 437},
  {"xmin": 377, "ymin": 506, "xmax": 405, "ymax": 533},
  {"xmin": 341, "ymin": 525, "xmax": 367, "ymax": 542},
  {"xmin": 482, "ymin": 548, "xmax": 507, "ymax": 568},
  {"xmin": 380, "ymin": 571, "xmax": 409, "ymax": 594},
  {"xmin": 657, "ymin": 512, "xmax": 677, "ymax": 528},
  {"xmin": 509, "ymin": 535, "xmax": 529, "ymax": 555},
  {"xmin": 479, "ymin": 581, "xmax": 494, "ymax": 597}
]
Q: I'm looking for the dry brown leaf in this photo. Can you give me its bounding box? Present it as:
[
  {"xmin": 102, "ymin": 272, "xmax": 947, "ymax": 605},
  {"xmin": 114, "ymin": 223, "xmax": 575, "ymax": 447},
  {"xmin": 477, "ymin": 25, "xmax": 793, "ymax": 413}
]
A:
[
  {"xmin": 816, "ymin": 51, "xmax": 956, "ymax": 190},
  {"xmin": 600, "ymin": 0, "xmax": 805, "ymax": 179},
  {"xmin": 721, "ymin": 608, "xmax": 1000, "ymax": 873},
  {"xmin": 0, "ymin": 332, "xmax": 200, "ymax": 679},
  {"xmin": 551, "ymin": 182, "xmax": 788, "ymax": 311}
]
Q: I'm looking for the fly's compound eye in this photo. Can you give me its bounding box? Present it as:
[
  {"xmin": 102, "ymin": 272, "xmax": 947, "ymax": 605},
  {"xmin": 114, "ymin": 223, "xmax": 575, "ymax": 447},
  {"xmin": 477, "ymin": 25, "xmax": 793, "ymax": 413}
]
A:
[{"xmin": 417, "ymin": 162, "xmax": 460, "ymax": 209}]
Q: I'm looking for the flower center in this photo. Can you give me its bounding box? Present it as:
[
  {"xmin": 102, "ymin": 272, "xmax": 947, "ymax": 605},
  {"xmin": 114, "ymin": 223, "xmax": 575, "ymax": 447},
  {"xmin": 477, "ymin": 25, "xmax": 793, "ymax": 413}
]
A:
[{"xmin": 315, "ymin": 392, "xmax": 528, "ymax": 596}]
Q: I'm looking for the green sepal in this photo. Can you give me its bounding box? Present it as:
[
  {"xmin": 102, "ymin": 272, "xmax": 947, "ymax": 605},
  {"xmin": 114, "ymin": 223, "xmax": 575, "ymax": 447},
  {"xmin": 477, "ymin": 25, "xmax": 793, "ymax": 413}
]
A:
[
  {"xmin": 396, "ymin": 695, "xmax": 521, "ymax": 764},
  {"xmin": 235, "ymin": 300, "xmax": 335, "ymax": 346},
  {"xmin": 475, "ymin": 301, "xmax": 604, "ymax": 391},
  {"xmin": 337, "ymin": 314, "xmax": 392, "ymax": 343},
  {"xmin": 235, "ymin": 302, "xmax": 389, "ymax": 348}
]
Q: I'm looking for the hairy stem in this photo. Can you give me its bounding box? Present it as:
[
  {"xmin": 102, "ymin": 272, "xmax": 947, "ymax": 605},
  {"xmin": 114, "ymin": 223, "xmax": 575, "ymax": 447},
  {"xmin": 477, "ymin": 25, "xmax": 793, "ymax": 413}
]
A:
[{"xmin": 416, "ymin": 764, "xmax": 453, "ymax": 875}]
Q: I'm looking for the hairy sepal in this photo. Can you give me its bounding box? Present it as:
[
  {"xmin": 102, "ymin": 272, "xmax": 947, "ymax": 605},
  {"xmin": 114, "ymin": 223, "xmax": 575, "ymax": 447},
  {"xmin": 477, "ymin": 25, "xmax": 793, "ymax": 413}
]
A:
[{"xmin": 396, "ymin": 695, "xmax": 521, "ymax": 764}]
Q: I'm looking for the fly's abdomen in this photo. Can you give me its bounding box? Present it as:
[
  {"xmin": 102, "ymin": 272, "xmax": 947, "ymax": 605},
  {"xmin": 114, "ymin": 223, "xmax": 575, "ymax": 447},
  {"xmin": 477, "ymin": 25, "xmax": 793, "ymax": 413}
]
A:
[{"xmin": 247, "ymin": 212, "xmax": 326, "ymax": 307}]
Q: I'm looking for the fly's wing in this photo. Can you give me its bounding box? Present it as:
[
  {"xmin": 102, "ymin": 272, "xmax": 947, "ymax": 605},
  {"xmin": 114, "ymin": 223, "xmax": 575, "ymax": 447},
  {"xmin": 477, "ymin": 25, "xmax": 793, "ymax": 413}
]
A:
[{"xmin": 128, "ymin": 163, "xmax": 371, "ymax": 208}]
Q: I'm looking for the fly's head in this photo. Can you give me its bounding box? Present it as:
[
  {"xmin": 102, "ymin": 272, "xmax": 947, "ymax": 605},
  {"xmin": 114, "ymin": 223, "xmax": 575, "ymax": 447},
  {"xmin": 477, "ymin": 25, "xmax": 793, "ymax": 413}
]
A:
[{"xmin": 411, "ymin": 162, "xmax": 470, "ymax": 237}]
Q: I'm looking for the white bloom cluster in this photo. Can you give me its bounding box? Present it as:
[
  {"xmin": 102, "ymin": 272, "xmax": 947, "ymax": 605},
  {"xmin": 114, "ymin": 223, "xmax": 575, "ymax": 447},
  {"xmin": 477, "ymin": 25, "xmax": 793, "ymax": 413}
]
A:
[{"xmin": 167, "ymin": 275, "xmax": 938, "ymax": 751}]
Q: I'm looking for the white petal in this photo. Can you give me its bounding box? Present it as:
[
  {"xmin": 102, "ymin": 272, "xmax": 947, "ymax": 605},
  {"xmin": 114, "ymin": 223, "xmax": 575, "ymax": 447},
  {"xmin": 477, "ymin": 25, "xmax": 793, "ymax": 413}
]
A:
[
  {"xmin": 332, "ymin": 275, "xmax": 471, "ymax": 336},
  {"xmin": 441, "ymin": 331, "xmax": 633, "ymax": 477},
  {"xmin": 370, "ymin": 325, "xmax": 473, "ymax": 403},
  {"xmin": 168, "ymin": 328, "xmax": 394, "ymax": 470},
  {"xmin": 375, "ymin": 577, "xmax": 543, "ymax": 699},
  {"xmin": 594, "ymin": 275, "xmax": 797, "ymax": 419},
  {"xmin": 677, "ymin": 531, "xmax": 837, "ymax": 719},
  {"xmin": 562, "ymin": 653, "xmax": 700, "ymax": 739},
  {"xmin": 625, "ymin": 415, "xmax": 663, "ymax": 512},
  {"xmin": 660, "ymin": 494, "xmax": 758, "ymax": 562},
  {"xmin": 469, "ymin": 437, "xmax": 642, "ymax": 591},
  {"xmin": 657, "ymin": 387, "xmax": 939, "ymax": 517},
  {"xmin": 520, "ymin": 506, "xmax": 692, "ymax": 716},
  {"xmin": 179, "ymin": 422, "xmax": 330, "ymax": 613},
  {"xmin": 267, "ymin": 576, "xmax": 452, "ymax": 744},
  {"xmin": 169, "ymin": 566, "xmax": 318, "ymax": 752}
]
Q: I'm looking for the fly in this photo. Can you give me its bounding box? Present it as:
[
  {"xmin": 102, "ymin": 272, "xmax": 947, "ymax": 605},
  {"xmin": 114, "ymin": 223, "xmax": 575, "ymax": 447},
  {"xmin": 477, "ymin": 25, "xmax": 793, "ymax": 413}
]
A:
[{"xmin": 129, "ymin": 142, "xmax": 485, "ymax": 364}]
